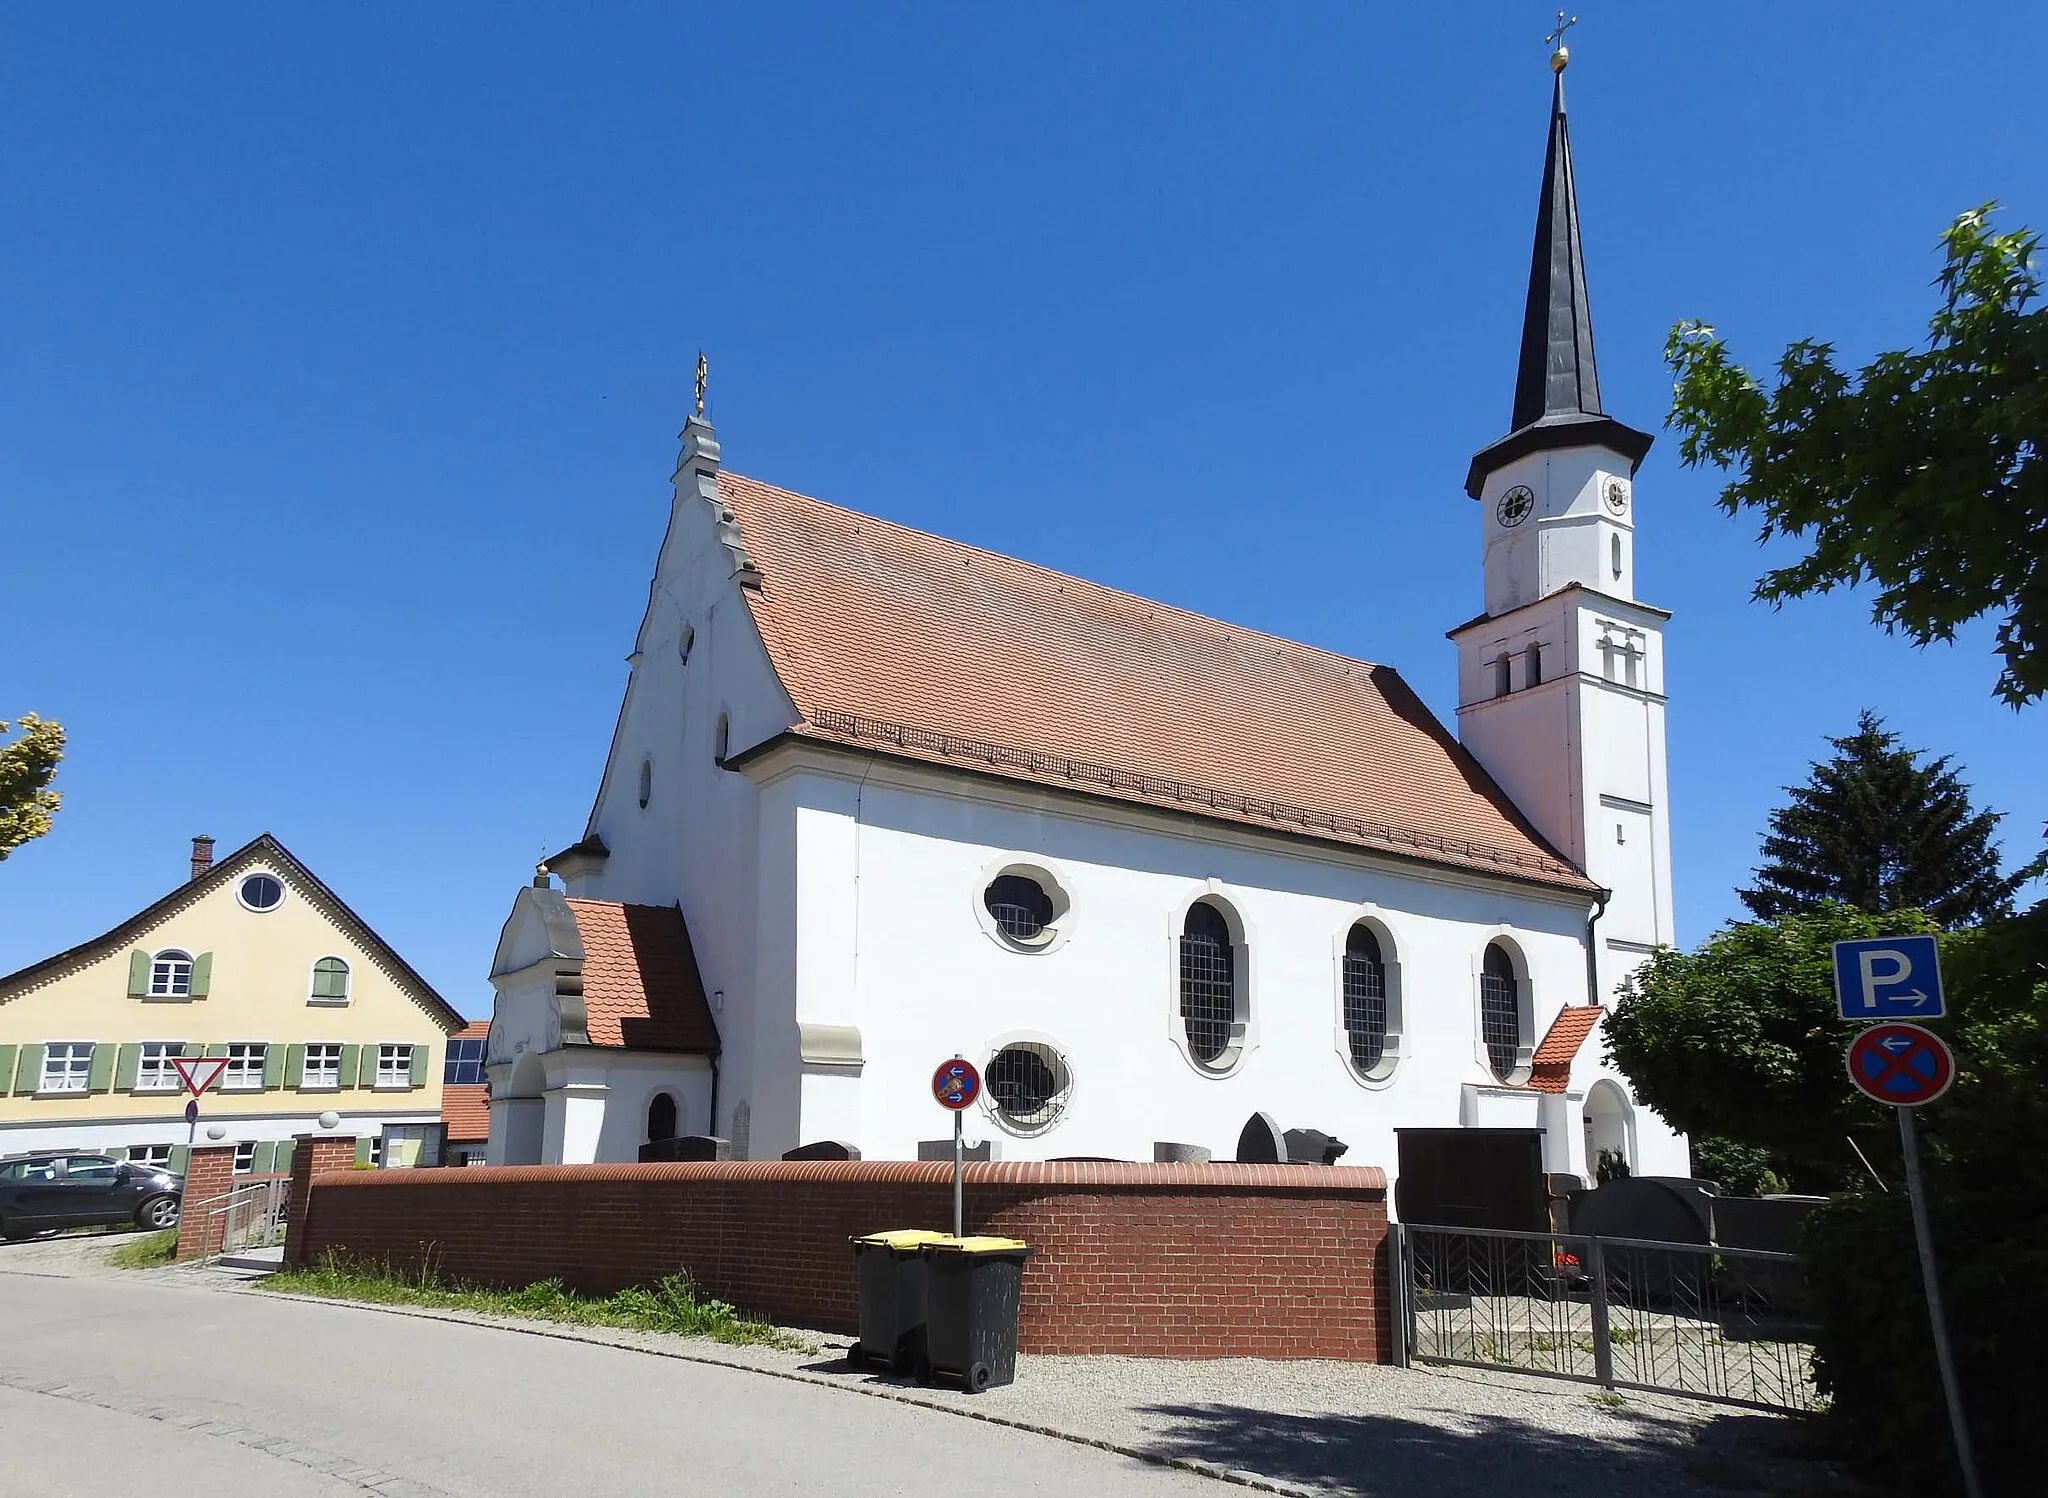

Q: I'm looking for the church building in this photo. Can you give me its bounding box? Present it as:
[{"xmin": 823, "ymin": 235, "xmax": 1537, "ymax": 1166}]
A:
[{"xmin": 485, "ymin": 51, "xmax": 1688, "ymax": 1186}]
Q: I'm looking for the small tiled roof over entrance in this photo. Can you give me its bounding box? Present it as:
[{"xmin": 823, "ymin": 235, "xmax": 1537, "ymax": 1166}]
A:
[
  {"xmin": 716, "ymin": 475, "xmax": 1590, "ymax": 894},
  {"xmin": 1530, "ymin": 1004, "xmax": 1604, "ymax": 1094},
  {"xmin": 562, "ymin": 899, "xmax": 721, "ymax": 1053},
  {"xmin": 441, "ymin": 1020, "xmax": 491, "ymax": 1143}
]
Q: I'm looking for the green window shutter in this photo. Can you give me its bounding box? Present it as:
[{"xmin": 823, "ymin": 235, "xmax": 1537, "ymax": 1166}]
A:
[
  {"xmin": 409, "ymin": 1044, "xmax": 428, "ymax": 1087},
  {"xmin": 252, "ymin": 1141, "xmax": 278, "ymax": 1174},
  {"xmin": 169, "ymin": 1145, "xmax": 189, "ymax": 1174},
  {"xmin": 274, "ymin": 1140, "xmax": 295, "ymax": 1174},
  {"xmin": 189, "ymin": 952, "xmax": 212, "ymax": 998},
  {"xmin": 115, "ymin": 1044, "xmax": 143, "ymax": 1091},
  {"xmin": 285, "ymin": 1044, "xmax": 306, "ymax": 1088},
  {"xmin": 354, "ymin": 1136, "xmax": 373, "ymax": 1167},
  {"xmin": 87, "ymin": 1044, "xmax": 116, "ymax": 1093},
  {"xmin": 127, "ymin": 950, "xmax": 152, "ymax": 998},
  {"xmin": 182, "ymin": 1042, "xmax": 206, "ymax": 1057},
  {"xmin": 262, "ymin": 1044, "xmax": 285, "ymax": 1089},
  {"xmin": 339, "ymin": 1043, "xmax": 361, "ymax": 1087},
  {"xmin": 205, "ymin": 1042, "xmax": 230, "ymax": 1059},
  {"xmin": 0, "ymin": 1045, "xmax": 14, "ymax": 1096},
  {"xmin": 14, "ymin": 1045, "xmax": 43, "ymax": 1093}
]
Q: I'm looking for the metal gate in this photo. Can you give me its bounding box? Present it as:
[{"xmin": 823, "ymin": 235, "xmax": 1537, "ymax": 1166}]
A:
[
  {"xmin": 219, "ymin": 1177, "xmax": 292, "ymax": 1254},
  {"xmin": 1392, "ymin": 1222, "xmax": 1820, "ymax": 1411}
]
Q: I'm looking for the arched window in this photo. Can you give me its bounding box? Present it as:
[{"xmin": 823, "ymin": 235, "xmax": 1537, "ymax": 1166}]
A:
[
  {"xmin": 647, "ymin": 1092, "xmax": 678, "ymax": 1143},
  {"xmin": 1342, "ymin": 924, "xmax": 1388, "ymax": 1072},
  {"xmin": 1526, "ymin": 641, "xmax": 1542, "ymax": 687},
  {"xmin": 1611, "ymin": 533, "xmax": 1623, "ymax": 580},
  {"xmin": 309, "ymin": 957, "xmax": 350, "ymax": 1004},
  {"xmin": 714, "ymin": 713, "xmax": 730, "ymax": 766},
  {"xmin": 638, "ymin": 757, "xmax": 653, "ymax": 809},
  {"xmin": 1494, "ymin": 653, "xmax": 1512, "ymax": 698},
  {"xmin": 150, "ymin": 950, "xmax": 194, "ymax": 998},
  {"xmin": 1179, "ymin": 902, "xmax": 1238, "ymax": 1067},
  {"xmin": 1480, "ymin": 941, "xmax": 1522, "ymax": 1081}
]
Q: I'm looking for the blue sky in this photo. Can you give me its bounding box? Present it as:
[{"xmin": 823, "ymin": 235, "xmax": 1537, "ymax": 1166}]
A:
[{"xmin": 4, "ymin": 4, "xmax": 2043, "ymax": 1016}]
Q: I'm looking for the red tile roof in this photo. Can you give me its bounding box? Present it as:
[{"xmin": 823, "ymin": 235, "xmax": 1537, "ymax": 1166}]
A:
[
  {"xmin": 441, "ymin": 1084, "xmax": 491, "ymax": 1142},
  {"xmin": 717, "ymin": 475, "xmax": 1590, "ymax": 893},
  {"xmin": 452, "ymin": 1019, "xmax": 490, "ymax": 1040},
  {"xmin": 1530, "ymin": 1004, "xmax": 1604, "ymax": 1094},
  {"xmin": 562, "ymin": 899, "xmax": 720, "ymax": 1053}
]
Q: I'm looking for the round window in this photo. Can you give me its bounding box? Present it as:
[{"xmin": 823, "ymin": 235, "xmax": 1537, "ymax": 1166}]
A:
[
  {"xmin": 987, "ymin": 1042, "xmax": 1071, "ymax": 1131},
  {"xmin": 984, "ymin": 874, "xmax": 1054, "ymax": 943},
  {"xmin": 239, "ymin": 874, "xmax": 284, "ymax": 911}
]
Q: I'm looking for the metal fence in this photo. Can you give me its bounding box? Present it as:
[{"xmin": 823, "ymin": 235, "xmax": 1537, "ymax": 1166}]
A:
[
  {"xmin": 218, "ymin": 1177, "xmax": 292, "ymax": 1254},
  {"xmin": 1392, "ymin": 1222, "xmax": 1820, "ymax": 1411}
]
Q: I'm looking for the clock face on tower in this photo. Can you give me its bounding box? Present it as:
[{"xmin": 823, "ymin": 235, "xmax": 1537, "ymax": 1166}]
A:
[
  {"xmin": 1604, "ymin": 478, "xmax": 1629, "ymax": 515},
  {"xmin": 1497, "ymin": 486, "xmax": 1534, "ymax": 528}
]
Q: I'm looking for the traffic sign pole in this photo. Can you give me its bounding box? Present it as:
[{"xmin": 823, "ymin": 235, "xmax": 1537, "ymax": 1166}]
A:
[
  {"xmin": 953, "ymin": 1108, "xmax": 964, "ymax": 1239},
  {"xmin": 931, "ymin": 1057, "xmax": 982, "ymax": 1241},
  {"xmin": 1897, "ymin": 1105, "xmax": 1985, "ymax": 1498}
]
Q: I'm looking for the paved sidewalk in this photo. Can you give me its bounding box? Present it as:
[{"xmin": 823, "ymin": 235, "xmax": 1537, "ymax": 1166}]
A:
[{"xmin": 2, "ymin": 1233, "xmax": 1859, "ymax": 1497}]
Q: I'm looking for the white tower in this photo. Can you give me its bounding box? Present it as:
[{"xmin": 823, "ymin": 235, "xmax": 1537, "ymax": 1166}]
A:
[{"xmin": 1450, "ymin": 55, "xmax": 1674, "ymax": 1004}]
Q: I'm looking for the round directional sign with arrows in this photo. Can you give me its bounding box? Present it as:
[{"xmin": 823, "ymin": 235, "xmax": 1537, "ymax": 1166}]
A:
[{"xmin": 1846, "ymin": 1022, "xmax": 1956, "ymax": 1108}]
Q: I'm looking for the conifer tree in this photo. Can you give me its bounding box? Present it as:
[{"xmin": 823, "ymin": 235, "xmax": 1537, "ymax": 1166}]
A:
[{"xmin": 1740, "ymin": 710, "xmax": 2022, "ymax": 927}]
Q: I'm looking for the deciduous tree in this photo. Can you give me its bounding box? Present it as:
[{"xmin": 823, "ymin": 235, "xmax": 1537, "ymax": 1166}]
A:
[{"xmin": 0, "ymin": 714, "xmax": 64, "ymax": 859}]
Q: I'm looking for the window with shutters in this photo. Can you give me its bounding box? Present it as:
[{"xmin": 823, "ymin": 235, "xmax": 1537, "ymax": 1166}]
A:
[
  {"xmin": 375, "ymin": 1044, "xmax": 414, "ymax": 1089},
  {"xmin": 150, "ymin": 950, "xmax": 194, "ymax": 998},
  {"xmin": 309, "ymin": 957, "xmax": 350, "ymax": 1005},
  {"xmin": 302, "ymin": 1044, "xmax": 343, "ymax": 1089},
  {"xmin": 1179, "ymin": 900, "xmax": 1245, "ymax": 1070},
  {"xmin": 223, "ymin": 1043, "xmax": 267, "ymax": 1091},
  {"xmin": 1480, "ymin": 942, "xmax": 1524, "ymax": 1082},
  {"xmin": 40, "ymin": 1043, "xmax": 93, "ymax": 1094},
  {"xmin": 1342, "ymin": 925, "xmax": 1390, "ymax": 1073},
  {"xmin": 136, "ymin": 1042, "xmax": 185, "ymax": 1092}
]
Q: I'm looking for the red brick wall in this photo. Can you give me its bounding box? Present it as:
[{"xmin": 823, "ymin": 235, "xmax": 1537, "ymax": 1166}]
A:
[
  {"xmin": 284, "ymin": 1135, "xmax": 361, "ymax": 1266},
  {"xmin": 174, "ymin": 1144, "xmax": 236, "ymax": 1260},
  {"xmin": 290, "ymin": 1159, "xmax": 1391, "ymax": 1360}
]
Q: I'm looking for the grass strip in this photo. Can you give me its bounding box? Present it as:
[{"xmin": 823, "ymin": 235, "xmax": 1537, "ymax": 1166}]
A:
[
  {"xmin": 263, "ymin": 1253, "xmax": 815, "ymax": 1353},
  {"xmin": 107, "ymin": 1229, "xmax": 179, "ymax": 1269}
]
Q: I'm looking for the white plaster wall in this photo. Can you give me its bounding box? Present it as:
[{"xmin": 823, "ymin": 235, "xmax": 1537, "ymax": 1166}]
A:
[
  {"xmin": 763, "ymin": 758, "xmax": 1620, "ymax": 1179},
  {"xmin": 1478, "ymin": 448, "xmax": 1637, "ymax": 617}
]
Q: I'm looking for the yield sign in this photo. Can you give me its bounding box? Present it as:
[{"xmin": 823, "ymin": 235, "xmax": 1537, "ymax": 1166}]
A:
[
  {"xmin": 171, "ymin": 1056, "xmax": 230, "ymax": 1096},
  {"xmin": 1845, "ymin": 1022, "xmax": 1955, "ymax": 1108}
]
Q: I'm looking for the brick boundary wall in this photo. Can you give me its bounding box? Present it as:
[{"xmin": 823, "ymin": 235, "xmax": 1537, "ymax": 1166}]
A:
[
  {"xmin": 289, "ymin": 1159, "xmax": 1390, "ymax": 1360},
  {"xmin": 174, "ymin": 1144, "xmax": 237, "ymax": 1260},
  {"xmin": 284, "ymin": 1134, "xmax": 362, "ymax": 1266}
]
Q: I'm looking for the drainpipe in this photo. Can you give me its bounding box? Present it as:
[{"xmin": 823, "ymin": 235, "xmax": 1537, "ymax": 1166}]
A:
[
  {"xmin": 1585, "ymin": 887, "xmax": 1612, "ymax": 1007},
  {"xmin": 707, "ymin": 1052, "xmax": 721, "ymax": 1139}
]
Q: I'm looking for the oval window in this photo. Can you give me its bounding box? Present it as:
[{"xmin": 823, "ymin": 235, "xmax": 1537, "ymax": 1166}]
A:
[
  {"xmin": 239, "ymin": 874, "xmax": 284, "ymax": 911},
  {"xmin": 984, "ymin": 874, "xmax": 1054, "ymax": 942},
  {"xmin": 988, "ymin": 1042, "xmax": 1071, "ymax": 1131}
]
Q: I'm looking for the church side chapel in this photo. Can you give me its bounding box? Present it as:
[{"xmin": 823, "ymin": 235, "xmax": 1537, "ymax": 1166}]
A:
[{"xmin": 485, "ymin": 43, "xmax": 1689, "ymax": 1187}]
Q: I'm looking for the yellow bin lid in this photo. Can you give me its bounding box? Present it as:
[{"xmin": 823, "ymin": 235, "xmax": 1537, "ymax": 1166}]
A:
[
  {"xmin": 928, "ymin": 1236, "xmax": 1029, "ymax": 1254},
  {"xmin": 854, "ymin": 1229, "xmax": 951, "ymax": 1249}
]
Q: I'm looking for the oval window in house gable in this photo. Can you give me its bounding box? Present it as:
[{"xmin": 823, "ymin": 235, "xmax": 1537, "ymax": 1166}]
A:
[{"xmin": 238, "ymin": 874, "xmax": 285, "ymax": 912}]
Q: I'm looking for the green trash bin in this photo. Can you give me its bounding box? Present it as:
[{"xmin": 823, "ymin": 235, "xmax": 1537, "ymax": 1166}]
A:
[
  {"xmin": 922, "ymin": 1236, "xmax": 1031, "ymax": 1393},
  {"xmin": 848, "ymin": 1229, "xmax": 948, "ymax": 1374}
]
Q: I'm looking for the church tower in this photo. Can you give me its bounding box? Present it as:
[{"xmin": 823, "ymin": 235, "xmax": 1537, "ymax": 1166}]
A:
[{"xmin": 1451, "ymin": 45, "xmax": 1674, "ymax": 1003}]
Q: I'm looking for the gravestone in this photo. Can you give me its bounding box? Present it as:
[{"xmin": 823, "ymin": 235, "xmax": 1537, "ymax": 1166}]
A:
[
  {"xmin": 781, "ymin": 1140, "xmax": 861, "ymax": 1161},
  {"xmin": 1283, "ymin": 1128, "xmax": 1349, "ymax": 1165},
  {"xmin": 1153, "ymin": 1141, "xmax": 1211, "ymax": 1164},
  {"xmin": 637, "ymin": 1134, "xmax": 729, "ymax": 1163},
  {"xmin": 1235, "ymin": 1112, "xmax": 1287, "ymax": 1164},
  {"xmin": 918, "ymin": 1138, "xmax": 997, "ymax": 1162}
]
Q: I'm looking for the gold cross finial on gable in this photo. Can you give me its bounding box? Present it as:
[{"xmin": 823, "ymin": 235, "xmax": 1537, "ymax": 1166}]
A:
[
  {"xmin": 694, "ymin": 351, "xmax": 709, "ymax": 417},
  {"xmin": 1547, "ymin": 11, "xmax": 1577, "ymax": 71}
]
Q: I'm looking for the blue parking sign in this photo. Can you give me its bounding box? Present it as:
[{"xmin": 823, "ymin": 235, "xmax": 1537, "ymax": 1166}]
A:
[{"xmin": 1832, "ymin": 935, "xmax": 1944, "ymax": 1021}]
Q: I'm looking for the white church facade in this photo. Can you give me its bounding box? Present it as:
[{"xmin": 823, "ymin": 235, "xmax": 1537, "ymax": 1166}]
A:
[{"xmin": 485, "ymin": 56, "xmax": 1690, "ymax": 1188}]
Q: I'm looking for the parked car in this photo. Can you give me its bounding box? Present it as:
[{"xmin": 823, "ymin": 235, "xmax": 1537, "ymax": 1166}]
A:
[{"xmin": 0, "ymin": 1152, "xmax": 183, "ymax": 1240}]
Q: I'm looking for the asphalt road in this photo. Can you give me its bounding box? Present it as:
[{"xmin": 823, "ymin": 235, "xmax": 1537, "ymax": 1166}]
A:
[{"xmin": 0, "ymin": 1275, "xmax": 1219, "ymax": 1498}]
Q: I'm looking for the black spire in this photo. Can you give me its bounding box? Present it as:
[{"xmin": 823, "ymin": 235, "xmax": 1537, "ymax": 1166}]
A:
[{"xmin": 1465, "ymin": 67, "xmax": 1651, "ymax": 499}]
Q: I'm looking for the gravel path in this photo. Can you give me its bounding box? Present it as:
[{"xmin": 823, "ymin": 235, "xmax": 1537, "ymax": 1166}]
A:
[{"xmin": 2, "ymin": 1234, "xmax": 1860, "ymax": 1497}]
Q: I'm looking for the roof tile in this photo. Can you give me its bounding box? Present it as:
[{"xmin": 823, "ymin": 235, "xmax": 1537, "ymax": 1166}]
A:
[
  {"xmin": 1530, "ymin": 1004, "xmax": 1603, "ymax": 1094},
  {"xmin": 562, "ymin": 899, "xmax": 720, "ymax": 1053},
  {"xmin": 717, "ymin": 475, "xmax": 1590, "ymax": 892}
]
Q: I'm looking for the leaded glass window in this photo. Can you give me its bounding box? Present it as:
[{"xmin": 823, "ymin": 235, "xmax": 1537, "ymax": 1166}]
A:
[
  {"xmin": 1342, "ymin": 924, "xmax": 1388, "ymax": 1072},
  {"xmin": 1481, "ymin": 942, "xmax": 1522, "ymax": 1081},
  {"xmin": 1180, "ymin": 903, "xmax": 1237, "ymax": 1065}
]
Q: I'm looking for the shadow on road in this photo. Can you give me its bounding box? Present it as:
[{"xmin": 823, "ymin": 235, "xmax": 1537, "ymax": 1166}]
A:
[{"xmin": 1129, "ymin": 1399, "xmax": 1852, "ymax": 1497}]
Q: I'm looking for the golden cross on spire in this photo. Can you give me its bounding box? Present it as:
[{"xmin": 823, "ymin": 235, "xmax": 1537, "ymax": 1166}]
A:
[
  {"xmin": 694, "ymin": 351, "xmax": 709, "ymax": 417},
  {"xmin": 1546, "ymin": 11, "xmax": 1577, "ymax": 70}
]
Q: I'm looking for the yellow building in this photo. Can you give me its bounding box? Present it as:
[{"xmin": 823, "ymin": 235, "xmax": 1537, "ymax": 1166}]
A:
[{"xmin": 0, "ymin": 834, "xmax": 464, "ymax": 1173}]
